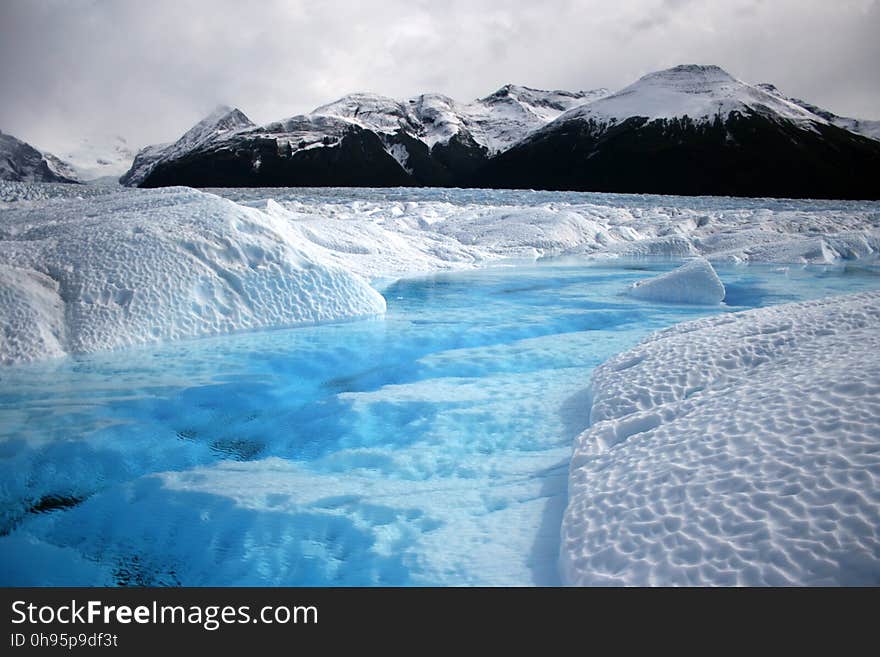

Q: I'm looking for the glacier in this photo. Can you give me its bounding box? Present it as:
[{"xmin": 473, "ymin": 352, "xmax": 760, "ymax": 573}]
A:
[
  {"xmin": 1, "ymin": 182, "xmax": 880, "ymax": 586},
  {"xmin": 2, "ymin": 182, "xmax": 880, "ymax": 364}
]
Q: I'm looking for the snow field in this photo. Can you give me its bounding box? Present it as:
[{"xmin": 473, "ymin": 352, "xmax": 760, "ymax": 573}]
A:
[{"xmin": 562, "ymin": 291, "xmax": 880, "ymax": 585}]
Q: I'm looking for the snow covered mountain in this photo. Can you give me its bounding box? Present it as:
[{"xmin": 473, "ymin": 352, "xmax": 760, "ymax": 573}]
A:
[
  {"xmin": 0, "ymin": 131, "xmax": 79, "ymax": 184},
  {"xmin": 308, "ymin": 85, "xmax": 608, "ymax": 153},
  {"xmin": 481, "ymin": 65, "xmax": 880, "ymax": 199},
  {"xmin": 122, "ymin": 66, "xmax": 880, "ymax": 199},
  {"xmin": 463, "ymin": 85, "xmax": 610, "ymax": 153},
  {"xmin": 120, "ymin": 105, "xmax": 255, "ymax": 186},
  {"xmin": 756, "ymin": 83, "xmax": 880, "ymax": 142},
  {"xmin": 126, "ymin": 86, "xmax": 607, "ymax": 188}
]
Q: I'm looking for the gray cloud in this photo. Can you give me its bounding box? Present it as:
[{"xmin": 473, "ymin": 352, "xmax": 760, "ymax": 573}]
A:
[{"xmin": 1, "ymin": 0, "xmax": 878, "ymax": 153}]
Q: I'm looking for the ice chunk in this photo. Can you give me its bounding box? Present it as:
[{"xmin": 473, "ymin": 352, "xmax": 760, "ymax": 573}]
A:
[{"xmin": 628, "ymin": 257, "xmax": 725, "ymax": 304}]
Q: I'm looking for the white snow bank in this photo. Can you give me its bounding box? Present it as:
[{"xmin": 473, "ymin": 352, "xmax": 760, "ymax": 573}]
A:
[
  {"xmin": 561, "ymin": 291, "xmax": 880, "ymax": 585},
  {"xmin": 628, "ymin": 257, "xmax": 725, "ymax": 304},
  {"xmin": 0, "ymin": 187, "xmax": 385, "ymax": 364}
]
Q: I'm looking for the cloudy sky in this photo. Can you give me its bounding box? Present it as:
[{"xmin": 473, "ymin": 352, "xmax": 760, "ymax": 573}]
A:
[{"xmin": 1, "ymin": 0, "xmax": 878, "ymax": 153}]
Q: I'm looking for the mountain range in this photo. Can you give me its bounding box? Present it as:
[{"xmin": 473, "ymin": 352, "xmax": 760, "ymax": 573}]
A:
[{"xmin": 3, "ymin": 65, "xmax": 879, "ymax": 199}]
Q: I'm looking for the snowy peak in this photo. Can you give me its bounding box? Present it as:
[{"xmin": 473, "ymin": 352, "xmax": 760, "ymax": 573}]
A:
[
  {"xmin": 407, "ymin": 94, "xmax": 468, "ymax": 148},
  {"xmin": 176, "ymin": 105, "xmax": 255, "ymax": 152},
  {"xmin": 634, "ymin": 64, "xmax": 737, "ymax": 91},
  {"xmin": 465, "ymin": 84, "xmax": 609, "ymax": 153},
  {"xmin": 480, "ymin": 84, "xmax": 607, "ymax": 113},
  {"xmin": 305, "ymin": 85, "xmax": 609, "ymax": 153},
  {"xmin": 480, "ymin": 64, "xmax": 880, "ymax": 198},
  {"xmin": 311, "ymin": 93, "xmax": 422, "ymax": 136},
  {"xmin": 555, "ymin": 64, "xmax": 825, "ymax": 129},
  {"xmin": 119, "ymin": 106, "xmax": 254, "ymax": 185}
]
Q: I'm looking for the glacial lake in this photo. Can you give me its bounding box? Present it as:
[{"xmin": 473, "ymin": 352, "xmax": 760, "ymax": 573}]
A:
[{"xmin": 1, "ymin": 258, "xmax": 879, "ymax": 585}]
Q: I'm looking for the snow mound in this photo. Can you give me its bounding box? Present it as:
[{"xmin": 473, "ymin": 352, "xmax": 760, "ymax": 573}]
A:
[
  {"xmin": 628, "ymin": 257, "xmax": 725, "ymax": 304},
  {"xmin": 562, "ymin": 291, "xmax": 880, "ymax": 585},
  {"xmin": 0, "ymin": 187, "xmax": 385, "ymax": 364}
]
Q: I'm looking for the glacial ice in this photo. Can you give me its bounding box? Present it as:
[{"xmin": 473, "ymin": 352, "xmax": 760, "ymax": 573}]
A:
[
  {"xmin": 562, "ymin": 291, "xmax": 880, "ymax": 586},
  {"xmin": 0, "ymin": 186, "xmax": 385, "ymax": 364},
  {"xmin": 628, "ymin": 257, "xmax": 726, "ymax": 304},
  {"xmin": 2, "ymin": 183, "xmax": 880, "ymax": 587},
  {"xmin": 2, "ymin": 183, "xmax": 880, "ymax": 364}
]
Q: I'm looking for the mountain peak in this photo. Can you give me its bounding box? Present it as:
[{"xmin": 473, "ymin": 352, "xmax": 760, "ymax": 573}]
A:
[
  {"xmin": 481, "ymin": 84, "xmax": 555, "ymax": 103},
  {"xmin": 553, "ymin": 63, "xmax": 824, "ymax": 128},
  {"xmin": 311, "ymin": 93, "xmax": 421, "ymax": 135},
  {"xmin": 634, "ymin": 64, "xmax": 738, "ymax": 91},
  {"xmin": 177, "ymin": 106, "xmax": 254, "ymax": 150}
]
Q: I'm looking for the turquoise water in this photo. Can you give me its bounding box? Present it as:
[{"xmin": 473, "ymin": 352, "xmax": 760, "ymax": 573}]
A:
[{"xmin": 1, "ymin": 258, "xmax": 878, "ymax": 586}]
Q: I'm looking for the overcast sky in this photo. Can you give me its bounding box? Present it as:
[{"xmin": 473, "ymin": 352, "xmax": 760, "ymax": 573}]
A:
[{"xmin": 1, "ymin": 0, "xmax": 878, "ymax": 152}]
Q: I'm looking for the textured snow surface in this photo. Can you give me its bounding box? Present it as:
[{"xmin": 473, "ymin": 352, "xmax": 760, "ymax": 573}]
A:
[
  {"xmin": 562, "ymin": 291, "xmax": 880, "ymax": 585},
  {"xmin": 0, "ymin": 187, "xmax": 385, "ymax": 364},
  {"xmin": 629, "ymin": 257, "xmax": 725, "ymax": 304}
]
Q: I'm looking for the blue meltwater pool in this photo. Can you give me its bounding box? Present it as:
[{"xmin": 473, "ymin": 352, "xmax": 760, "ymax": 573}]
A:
[{"xmin": 1, "ymin": 258, "xmax": 879, "ymax": 585}]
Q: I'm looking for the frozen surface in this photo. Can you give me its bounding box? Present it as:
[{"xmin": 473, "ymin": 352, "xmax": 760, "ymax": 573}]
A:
[
  {"xmin": 628, "ymin": 257, "xmax": 725, "ymax": 304},
  {"xmin": 0, "ymin": 186, "xmax": 384, "ymax": 364},
  {"xmin": 2, "ymin": 184, "xmax": 880, "ymax": 586},
  {"xmin": 217, "ymin": 187, "xmax": 880, "ymax": 275},
  {"xmin": 562, "ymin": 291, "xmax": 880, "ymax": 585},
  {"xmin": 1, "ymin": 259, "xmax": 879, "ymax": 586},
  {"xmin": 4, "ymin": 184, "xmax": 880, "ymax": 363}
]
